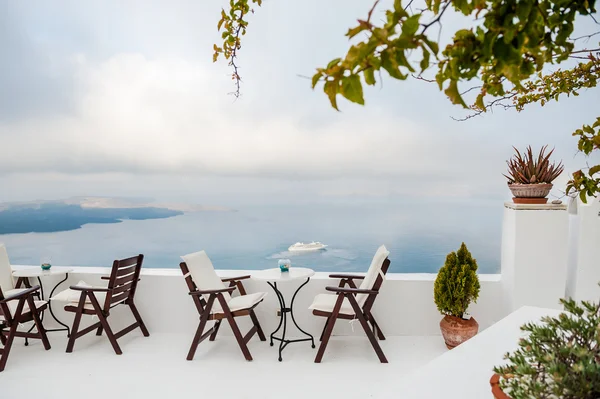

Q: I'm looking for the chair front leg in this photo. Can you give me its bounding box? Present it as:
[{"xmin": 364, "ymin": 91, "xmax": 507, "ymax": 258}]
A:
[
  {"xmin": 66, "ymin": 292, "xmax": 87, "ymax": 353},
  {"xmin": 249, "ymin": 309, "xmax": 266, "ymax": 341},
  {"xmin": 128, "ymin": 301, "xmax": 150, "ymax": 337},
  {"xmin": 315, "ymin": 294, "xmax": 344, "ymax": 363},
  {"xmin": 368, "ymin": 312, "xmax": 386, "ymax": 340},
  {"xmin": 88, "ymin": 293, "xmax": 122, "ymax": 355},
  {"xmin": 218, "ymin": 294, "xmax": 253, "ymax": 361},
  {"xmin": 209, "ymin": 320, "xmax": 221, "ymax": 341},
  {"xmin": 27, "ymin": 296, "xmax": 50, "ymax": 350},
  {"xmin": 347, "ymin": 295, "xmax": 388, "ymax": 363},
  {"xmin": 0, "ymin": 298, "xmax": 26, "ymax": 372},
  {"xmin": 187, "ymin": 294, "xmax": 215, "ymax": 360}
]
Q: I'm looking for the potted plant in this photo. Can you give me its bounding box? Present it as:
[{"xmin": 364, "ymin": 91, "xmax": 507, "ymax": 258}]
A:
[
  {"xmin": 491, "ymin": 286, "xmax": 600, "ymax": 398},
  {"xmin": 434, "ymin": 242, "xmax": 481, "ymax": 349},
  {"xmin": 504, "ymin": 145, "xmax": 564, "ymax": 204}
]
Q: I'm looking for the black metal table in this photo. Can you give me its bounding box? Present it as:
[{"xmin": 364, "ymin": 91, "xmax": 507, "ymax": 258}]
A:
[{"xmin": 254, "ymin": 267, "xmax": 315, "ymax": 361}]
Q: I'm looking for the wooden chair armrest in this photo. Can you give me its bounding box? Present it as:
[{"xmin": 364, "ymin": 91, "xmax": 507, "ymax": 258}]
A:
[
  {"xmin": 221, "ymin": 275, "xmax": 251, "ymax": 282},
  {"xmin": 328, "ymin": 274, "xmax": 365, "ymax": 280},
  {"xmin": 325, "ymin": 286, "xmax": 378, "ymax": 295},
  {"xmin": 69, "ymin": 285, "xmax": 111, "ymax": 292},
  {"xmin": 100, "ymin": 276, "xmax": 110, "ymax": 280},
  {"xmin": 189, "ymin": 286, "xmax": 237, "ymax": 296},
  {"xmin": 0, "ymin": 286, "xmax": 41, "ymax": 303}
]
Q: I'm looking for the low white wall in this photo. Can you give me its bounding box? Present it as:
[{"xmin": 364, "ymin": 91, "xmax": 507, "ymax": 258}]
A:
[{"xmin": 13, "ymin": 266, "xmax": 505, "ymax": 339}]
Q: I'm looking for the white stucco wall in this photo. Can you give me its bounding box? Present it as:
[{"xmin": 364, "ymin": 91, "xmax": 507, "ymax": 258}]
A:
[{"xmin": 12, "ymin": 266, "xmax": 505, "ymax": 338}]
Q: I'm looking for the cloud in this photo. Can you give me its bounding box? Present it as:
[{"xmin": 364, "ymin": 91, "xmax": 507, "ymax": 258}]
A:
[{"xmin": 0, "ymin": 53, "xmax": 499, "ymax": 185}]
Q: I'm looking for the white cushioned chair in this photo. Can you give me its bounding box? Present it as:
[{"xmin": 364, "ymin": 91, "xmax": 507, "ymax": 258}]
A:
[
  {"xmin": 180, "ymin": 250, "xmax": 267, "ymax": 361},
  {"xmin": 309, "ymin": 245, "xmax": 391, "ymax": 363}
]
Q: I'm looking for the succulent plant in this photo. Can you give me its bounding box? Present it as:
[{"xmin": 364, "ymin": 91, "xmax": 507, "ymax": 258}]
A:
[{"xmin": 504, "ymin": 145, "xmax": 564, "ymax": 184}]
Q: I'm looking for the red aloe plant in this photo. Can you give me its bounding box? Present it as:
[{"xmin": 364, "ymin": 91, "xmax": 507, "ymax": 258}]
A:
[{"xmin": 504, "ymin": 146, "xmax": 564, "ymax": 184}]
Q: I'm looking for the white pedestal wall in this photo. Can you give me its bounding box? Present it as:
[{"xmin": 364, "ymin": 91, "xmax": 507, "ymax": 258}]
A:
[
  {"xmin": 501, "ymin": 202, "xmax": 569, "ymax": 311},
  {"xmin": 566, "ymin": 197, "xmax": 600, "ymax": 302}
]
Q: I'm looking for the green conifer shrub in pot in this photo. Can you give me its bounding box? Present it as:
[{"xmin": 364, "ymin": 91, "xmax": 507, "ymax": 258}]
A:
[
  {"xmin": 434, "ymin": 242, "xmax": 481, "ymax": 349},
  {"xmin": 490, "ymin": 285, "xmax": 600, "ymax": 399}
]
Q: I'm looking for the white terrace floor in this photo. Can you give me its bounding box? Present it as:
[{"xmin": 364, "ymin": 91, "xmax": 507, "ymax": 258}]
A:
[{"xmin": 0, "ymin": 332, "xmax": 446, "ymax": 399}]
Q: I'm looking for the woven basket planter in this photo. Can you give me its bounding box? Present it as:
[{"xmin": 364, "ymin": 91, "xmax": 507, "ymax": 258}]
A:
[{"xmin": 508, "ymin": 183, "xmax": 553, "ymax": 204}]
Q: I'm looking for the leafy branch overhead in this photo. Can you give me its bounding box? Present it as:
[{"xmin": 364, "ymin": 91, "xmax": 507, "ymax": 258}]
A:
[
  {"xmin": 213, "ymin": 0, "xmax": 600, "ymax": 201},
  {"xmin": 214, "ymin": 0, "xmax": 263, "ymax": 98}
]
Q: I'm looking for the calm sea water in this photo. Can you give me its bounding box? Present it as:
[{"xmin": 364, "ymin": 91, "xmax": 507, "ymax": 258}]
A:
[{"xmin": 0, "ymin": 201, "xmax": 502, "ymax": 273}]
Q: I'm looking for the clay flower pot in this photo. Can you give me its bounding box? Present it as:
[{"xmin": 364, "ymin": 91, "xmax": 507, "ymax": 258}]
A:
[
  {"xmin": 439, "ymin": 315, "xmax": 479, "ymax": 349},
  {"xmin": 508, "ymin": 183, "xmax": 553, "ymax": 204},
  {"xmin": 490, "ymin": 374, "xmax": 511, "ymax": 399}
]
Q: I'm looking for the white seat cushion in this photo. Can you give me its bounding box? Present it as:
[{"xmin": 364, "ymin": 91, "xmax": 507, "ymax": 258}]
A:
[
  {"xmin": 308, "ymin": 293, "xmax": 357, "ymax": 315},
  {"xmin": 211, "ymin": 292, "xmax": 267, "ymax": 313},
  {"xmin": 0, "ymin": 300, "xmax": 47, "ymax": 321}
]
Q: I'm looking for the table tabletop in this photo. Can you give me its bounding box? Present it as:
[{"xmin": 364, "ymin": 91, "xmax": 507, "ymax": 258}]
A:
[
  {"xmin": 252, "ymin": 267, "xmax": 315, "ymax": 282},
  {"xmin": 12, "ymin": 268, "xmax": 74, "ymax": 278}
]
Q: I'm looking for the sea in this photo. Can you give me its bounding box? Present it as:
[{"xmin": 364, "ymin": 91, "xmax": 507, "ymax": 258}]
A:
[{"xmin": 0, "ymin": 200, "xmax": 502, "ymax": 274}]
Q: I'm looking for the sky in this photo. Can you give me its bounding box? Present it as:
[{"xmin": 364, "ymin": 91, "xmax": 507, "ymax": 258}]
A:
[{"xmin": 1, "ymin": 0, "xmax": 599, "ymax": 208}]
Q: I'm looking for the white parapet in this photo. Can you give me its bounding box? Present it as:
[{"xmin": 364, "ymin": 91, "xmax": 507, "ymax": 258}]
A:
[
  {"xmin": 501, "ymin": 201, "xmax": 569, "ymax": 311},
  {"xmin": 566, "ymin": 196, "xmax": 600, "ymax": 302}
]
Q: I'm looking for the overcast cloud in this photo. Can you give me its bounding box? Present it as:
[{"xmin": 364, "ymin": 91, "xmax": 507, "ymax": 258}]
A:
[{"xmin": 0, "ymin": 0, "xmax": 598, "ymax": 205}]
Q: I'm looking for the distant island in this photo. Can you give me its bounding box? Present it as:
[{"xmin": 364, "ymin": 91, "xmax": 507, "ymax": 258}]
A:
[{"xmin": 0, "ymin": 197, "xmax": 232, "ymax": 235}]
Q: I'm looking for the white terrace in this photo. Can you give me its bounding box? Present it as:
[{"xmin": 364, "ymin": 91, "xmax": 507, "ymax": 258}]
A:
[{"xmin": 1, "ymin": 200, "xmax": 599, "ymax": 398}]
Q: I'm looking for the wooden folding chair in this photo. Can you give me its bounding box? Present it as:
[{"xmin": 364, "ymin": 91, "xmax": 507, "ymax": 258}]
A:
[
  {"xmin": 309, "ymin": 245, "xmax": 390, "ymax": 363},
  {"xmin": 65, "ymin": 254, "xmax": 149, "ymax": 355},
  {"xmin": 0, "ymin": 286, "xmax": 50, "ymax": 371},
  {"xmin": 180, "ymin": 250, "xmax": 267, "ymax": 361}
]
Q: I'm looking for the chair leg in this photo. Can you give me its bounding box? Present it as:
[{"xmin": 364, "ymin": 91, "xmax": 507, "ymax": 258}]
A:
[
  {"xmin": 187, "ymin": 295, "xmax": 215, "ymax": 360},
  {"xmin": 88, "ymin": 293, "xmax": 122, "ymax": 355},
  {"xmin": 0, "ymin": 323, "xmax": 18, "ymax": 372},
  {"xmin": 0, "ymin": 330, "xmax": 6, "ymax": 346},
  {"xmin": 28, "ymin": 297, "xmax": 51, "ymax": 350},
  {"xmin": 209, "ymin": 320, "xmax": 221, "ymax": 342},
  {"xmin": 348, "ymin": 296, "xmax": 388, "ymax": 363},
  {"xmin": 128, "ymin": 302, "xmax": 149, "ymax": 337},
  {"xmin": 96, "ymin": 325, "xmax": 104, "ymax": 336},
  {"xmin": 249, "ymin": 309, "xmax": 266, "ymax": 341},
  {"xmin": 218, "ymin": 294, "xmax": 253, "ymax": 361},
  {"xmin": 315, "ymin": 295, "xmax": 344, "ymax": 363},
  {"xmin": 369, "ymin": 313, "xmax": 386, "ymax": 340},
  {"xmin": 319, "ymin": 316, "xmax": 331, "ymax": 341},
  {"xmin": 66, "ymin": 293, "xmax": 87, "ymax": 353}
]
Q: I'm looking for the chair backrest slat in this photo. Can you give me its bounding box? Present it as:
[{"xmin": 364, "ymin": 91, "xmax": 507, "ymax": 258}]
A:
[
  {"xmin": 362, "ymin": 258, "xmax": 390, "ymax": 314},
  {"xmin": 0, "ymin": 244, "xmax": 15, "ymax": 293},
  {"xmin": 180, "ymin": 262, "xmax": 207, "ymax": 314},
  {"xmin": 104, "ymin": 254, "xmax": 144, "ymax": 310}
]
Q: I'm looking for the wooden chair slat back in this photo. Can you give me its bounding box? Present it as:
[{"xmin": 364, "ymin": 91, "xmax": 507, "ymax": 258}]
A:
[
  {"xmin": 180, "ymin": 262, "xmax": 207, "ymax": 314},
  {"xmin": 0, "ymin": 286, "xmax": 9, "ymax": 323},
  {"xmin": 104, "ymin": 254, "xmax": 144, "ymax": 309},
  {"xmin": 362, "ymin": 258, "xmax": 390, "ymax": 314}
]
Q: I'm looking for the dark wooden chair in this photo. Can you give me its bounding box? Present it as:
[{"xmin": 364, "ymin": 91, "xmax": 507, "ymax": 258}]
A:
[
  {"xmin": 0, "ymin": 285, "xmax": 50, "ymax": 371},
  {"xmin": 180, "ymin": 250, "xmax": 267, "ymax": 361},
  {"xmin": 309, "ymin": 245, "xmax": 390, "ymax": 363},
  {"xmin": 65, "ymin": 254, "xmax": 149, "ymax": 355}
]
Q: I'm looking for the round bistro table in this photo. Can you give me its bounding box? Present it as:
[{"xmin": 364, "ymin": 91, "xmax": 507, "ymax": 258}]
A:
[{"xmin": 253, "ymin": 267, "xmax": 315, "ymax": 361}]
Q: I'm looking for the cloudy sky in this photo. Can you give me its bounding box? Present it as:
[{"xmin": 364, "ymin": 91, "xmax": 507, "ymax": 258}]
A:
[{"xmin": 1, "ymin": 0, "xmax": 598, "ymax": 207}]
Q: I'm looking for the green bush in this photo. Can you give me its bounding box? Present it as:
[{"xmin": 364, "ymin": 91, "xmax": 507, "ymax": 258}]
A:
[
  {"xmin": 434, "ymin": 242, "xmax": 480, "ymax": 318},
  {"xmin": 494, "ymin": 290, "xmax": 600, "ymax": 398}
]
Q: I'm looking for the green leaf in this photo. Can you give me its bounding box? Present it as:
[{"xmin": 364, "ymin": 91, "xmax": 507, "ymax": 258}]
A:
[
  {"xmin": 311, "ymin": 72, "xmax": 322, "ymax": 89},
  {"xmin": 381, "ymin": 50, "xmax": 406, "ymax": 79},
  {"xmin": 444, "ymin": 80, "xmax": 467, "ymax": 107},
  {"xmin": 364, "ymin": 67, "xmax": 376, "ymax": 85},
  {"xmin": 324, "ymin": 80, "xmax": 339, "ymax": 111},
  {"xmin": 327, "ymin": 58, "xmax": 342, "ymax": 69},
  {"xmin": 402, "ymin": 14, "xmax": 421, "ymax": 37},
  {"xmin": 423, "ymin": 38, "xmax": 439, "ymax": 55},
  {"xmin": 590, "ymin": 165, "xmax": 600, "ymax": 176},
  {"xmin": 420, "ymin": 49, "xmax": 430, "ymax": 71},
  {"xmin": 579, "ymin": 189, "xmax": 588, "ymax": 204},
  {"xmin": 347, "ymin": 25, "xmax": 365, "ymax": 39},
  {"xmin": 340, "ymin": 75, "xmax": 365, "ymax": 105}
]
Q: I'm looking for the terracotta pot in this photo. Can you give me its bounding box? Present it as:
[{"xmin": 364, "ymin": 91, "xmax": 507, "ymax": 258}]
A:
[
  {"xmin": 508, "ymin": 183, "xmax": 552, "ymax": 204},
  {"xmin": 439, "ymin": 315, "xmax": 479, "ymax": 349},
  {"xmin": 490, "ymin": 374, "xmax": 511, "ymax": 399}
]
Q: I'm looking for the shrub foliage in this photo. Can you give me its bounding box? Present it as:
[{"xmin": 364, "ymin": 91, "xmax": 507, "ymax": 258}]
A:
[
  {"xmin": 434, "ymin": 242, "xmax": 480, "ymax": 318},
  {"xmin": 494, "ymin": 292, "xmax": 600, "ymax": 398}
]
